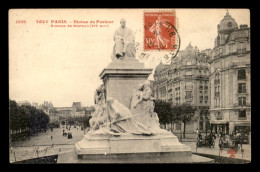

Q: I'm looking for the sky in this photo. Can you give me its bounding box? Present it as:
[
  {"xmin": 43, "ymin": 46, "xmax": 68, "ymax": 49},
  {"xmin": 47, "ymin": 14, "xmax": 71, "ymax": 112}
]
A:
[{"xmin": 9, "ymin": 9, "xmax": 250, "ymax": 107}]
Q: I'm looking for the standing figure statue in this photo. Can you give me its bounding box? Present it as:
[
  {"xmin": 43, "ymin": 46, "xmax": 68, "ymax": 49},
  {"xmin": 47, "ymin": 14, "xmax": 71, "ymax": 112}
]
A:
[{"xmin": 113, "ymin": 18, "xmax": 136, "ymax": 59}]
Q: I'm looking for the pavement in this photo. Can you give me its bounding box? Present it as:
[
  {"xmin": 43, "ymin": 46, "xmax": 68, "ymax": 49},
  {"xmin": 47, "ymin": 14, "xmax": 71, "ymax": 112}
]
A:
[
  {"xmin": 173, "ymin": 132, "xmax": 251, "ymax": 161},
  {"xmin": 9, "ymin": 127, "xmax": 251, "ymax": 163},
  {"xmin": 10, "ymin": 125, "xmax": 86, "ymax": 163}
]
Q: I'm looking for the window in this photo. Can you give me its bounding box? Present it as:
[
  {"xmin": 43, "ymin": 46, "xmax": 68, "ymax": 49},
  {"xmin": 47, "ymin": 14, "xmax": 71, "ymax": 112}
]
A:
[
  {"xmin": 237, "ymin": 42, "xmax": 246, "ymax": 53},
  {"xmin": 219, "ymin": 48, "xmax": 223, "ymax": 54},
  {"xmin": 205, "ymin": 91, "xmax": 207, "ymax": 94},
  {"xmin": 200, "ymin": 86, "xmax": 203, "ymax": 90},
  {"xmin": 199, "ymin": 120, "xmax": 204, "ymax": 130},
  {"xmin": 238, "ymin": 110, "xmax": 246, "ymax": 119},
  {"xmin": 215, "ymin": 73, "xmax": 220, "ymax": 79},
  {"xmin": 230, "ymin": 44, "xmax": 236, "ymax": 53},
  {"xmin": 215, "ymin": 86, "xmax": 220, "ymax": 97},
  {"xmin": 238, "ymin": 97, "xmax": 246, "ymax": 106},
  {"xmin": 200, "ymin": 96, "xmax": 203, "ymax": 101},
  {"xmin": 238, "ymin": 83, "xmax": 246, "ymax": 93},
  {"xmin": 200, "ymin": 91, "xmax": 203, "ymax": 94},
  {"xmin": 186, "ymin": 91, "xmax": 192, "ymax": 99},
  {"xmin": 205, "ymin": 101, "xmax": 208, "ymax": 104},
  {"xmin": 238, "ymin": 69, "xmax": 246, "ymax": 80}
]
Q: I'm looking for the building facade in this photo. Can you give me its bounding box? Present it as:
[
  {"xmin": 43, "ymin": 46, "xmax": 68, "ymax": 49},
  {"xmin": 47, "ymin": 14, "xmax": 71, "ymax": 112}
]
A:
[
  {"xmin": 154, "ymin": 43, "xmax": 211, "ymax": 133},
  {"xmin": 209, "ymin": 11, "xmax": 251, "ymax": 135},
  {"xmin": 48, "ymin": 108, "xmax": 60, "ymax": 123},
  {"xmin": 17, "ymin": 100, "xmax": 31, "ymax": 106}
]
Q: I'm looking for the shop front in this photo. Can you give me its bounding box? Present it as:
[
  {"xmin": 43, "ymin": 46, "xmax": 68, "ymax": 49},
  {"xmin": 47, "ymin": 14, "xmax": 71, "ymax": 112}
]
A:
[
  {"xmin": 234, "ymin": 121, "xmax": 251, "ymax": 134},
  {"xmin": 210, "ymin": 120, "xmax": 229, "ymax": 135}
]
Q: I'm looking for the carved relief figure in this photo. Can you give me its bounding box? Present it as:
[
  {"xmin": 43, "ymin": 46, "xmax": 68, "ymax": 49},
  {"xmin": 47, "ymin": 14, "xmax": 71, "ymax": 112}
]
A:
[
  {"xmin": 130, "ymin": 80, "xmax": 164, "ymax": 133},
  {"xmin": 89, "ymin": 84, "xmax": 107, "ymax": 131}
]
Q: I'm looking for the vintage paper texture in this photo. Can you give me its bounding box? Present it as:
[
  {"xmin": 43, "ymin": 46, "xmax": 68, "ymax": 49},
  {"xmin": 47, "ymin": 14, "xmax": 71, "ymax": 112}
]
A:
[{"xmin": 9, "ymin": 9, "xmax": 250, "ymax": 163}]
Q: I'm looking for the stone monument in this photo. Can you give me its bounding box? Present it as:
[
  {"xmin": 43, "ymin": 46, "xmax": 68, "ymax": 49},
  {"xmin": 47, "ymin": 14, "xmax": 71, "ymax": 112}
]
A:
[{"xmin": 57, "ymin": 19, "xmax": 214, "ymax": 163}]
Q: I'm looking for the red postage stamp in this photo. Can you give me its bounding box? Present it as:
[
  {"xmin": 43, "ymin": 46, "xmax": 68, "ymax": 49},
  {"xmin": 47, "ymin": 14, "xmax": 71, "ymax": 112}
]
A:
[{"xmin": 144, "ymin": 11, "xmax": 177, "ymax": 51}]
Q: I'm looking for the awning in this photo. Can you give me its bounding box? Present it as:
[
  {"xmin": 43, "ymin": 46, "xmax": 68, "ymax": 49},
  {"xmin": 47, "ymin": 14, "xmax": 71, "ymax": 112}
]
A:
[
  {"xmin": 210, "ymin": 120, "xmax": 228, "ymax": 124},
  {"xmin": 234, "ymin": 122, "xmax": 251, "ymax": 127}
]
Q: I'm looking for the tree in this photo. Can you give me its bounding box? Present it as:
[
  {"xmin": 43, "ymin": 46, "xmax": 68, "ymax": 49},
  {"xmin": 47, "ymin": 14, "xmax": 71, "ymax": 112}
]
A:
[
  {"xmin": 82, "ymin": 116, "xmax": 92, "ymax": 129},
  {"xmin": 9, "ymin": 100, "xmax": 50, "ymax": 141},
  {"xmin": 154, "ymin": 100, "xmax": 172, "ymax": 129},
  {"xmin": 9, "ymin": 100, "xmax": 19, "ymax": 132},
  {"xmin": 18, "ymin": 106, "xmax": 30, "ymax": 131},
  {"xmin": 39, "ymin": 109, "xmax": 49, "ymax": 130},
  {"xmin": 172, "ymin": 104, "xmax": 197, "ymax": 138}
]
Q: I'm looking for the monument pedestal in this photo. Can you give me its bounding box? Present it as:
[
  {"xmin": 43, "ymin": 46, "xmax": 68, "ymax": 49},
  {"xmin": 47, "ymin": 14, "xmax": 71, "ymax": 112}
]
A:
[
  {"xmin": 57, "ymin": 132, "xmax": 214, "ymax": 163},
  {"xmin": 99, "ymin": 58, "xmax": 153, "ymax": 109},
  {"xmin": 75, "ymin": 133, "xmax": 192, "ymax": 161},
  {"xmin": 61, "ymin": 58, "xmax": 214, "ymax": 163}
]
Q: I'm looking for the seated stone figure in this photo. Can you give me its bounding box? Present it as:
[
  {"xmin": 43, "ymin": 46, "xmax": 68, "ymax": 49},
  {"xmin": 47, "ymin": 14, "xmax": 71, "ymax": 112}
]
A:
[
  {"xmin": 89, "ymin": 85, "xmax": 107, "ymax": 131},
  {"xmin": 130, "ymin": 80, "xmax": 166, "ymax": 133},
  {"xmin": 89, "ymin": 81, "xmax": 168, "ymax": 136},
  {"xmin": 112, "ymin": 18, "xmax": 136, "ymax": 60}
]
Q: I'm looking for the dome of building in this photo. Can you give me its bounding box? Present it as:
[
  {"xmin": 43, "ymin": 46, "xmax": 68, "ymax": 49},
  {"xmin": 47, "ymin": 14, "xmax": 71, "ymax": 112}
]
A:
[
  {"xmin": 154, "ymin": 62, "xmax": 169, "ymax": 74},
  {"xmin": 217, "ymin": 10, "xmax": 238, "ymax": 34}
]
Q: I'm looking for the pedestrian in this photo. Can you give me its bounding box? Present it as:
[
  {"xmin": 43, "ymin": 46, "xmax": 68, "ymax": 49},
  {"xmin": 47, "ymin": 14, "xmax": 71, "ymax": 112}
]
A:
[
  {"xmin": 196, "ymin": 128, "xmax": 198, "ymax": 134},
  {"xmin": 51, "ymin": 135, "xmax": 53, "ymax": 140}
]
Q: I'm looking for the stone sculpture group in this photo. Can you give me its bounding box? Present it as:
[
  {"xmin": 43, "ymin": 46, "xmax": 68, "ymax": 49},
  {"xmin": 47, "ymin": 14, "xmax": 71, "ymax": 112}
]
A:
[{"xmin": 89, "ymin": 80, "xmax": 168, "ymax": 136}]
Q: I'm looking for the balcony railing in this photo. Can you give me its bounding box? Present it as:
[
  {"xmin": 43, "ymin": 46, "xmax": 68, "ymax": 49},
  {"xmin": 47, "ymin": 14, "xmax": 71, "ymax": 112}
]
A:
[
  {"xmin": 184, "ymin": 75, "xmax": 192, "ymax": 78},
  {"xmin": 185, "ymin": 96, "xmax": 193, "ymax": 99},
  {"xmin": 237, "ymin": 89, "xmax": 247, "ymax": 94},
  {"xmin": 197, "ymin": 75, "xmax": 204, "ymax": 79},
  {"xmin": 233, "ymin": 103, "xmax": 239, "ymax": 107},
  {"xmin": 185, "ymin": 86, "xmax": 193, "ymax": 90},
  {"xmin": 237, "ymin": 48, "xmax": 247, "ymax": 53},
  {"xmin": 238, "ymin": 117, "xmax": 247, "ymax": 120},
  {"xmin": 215, "ymin": 117, "xmax": 223, "ymax": 120}
]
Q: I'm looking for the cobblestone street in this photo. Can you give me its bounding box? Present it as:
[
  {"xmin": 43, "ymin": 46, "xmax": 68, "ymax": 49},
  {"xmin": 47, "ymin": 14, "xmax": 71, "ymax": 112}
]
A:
[
  {"xmin": 10, "ymin": 127, "xmax": 251, "ymax": 163},
  {"xmin": 10, "ymin": 126, "xmax": 86, "ymax": 163},
  {"xmin": 174, "ymin": 133, "xmax": 251, "ymax": 161}
]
